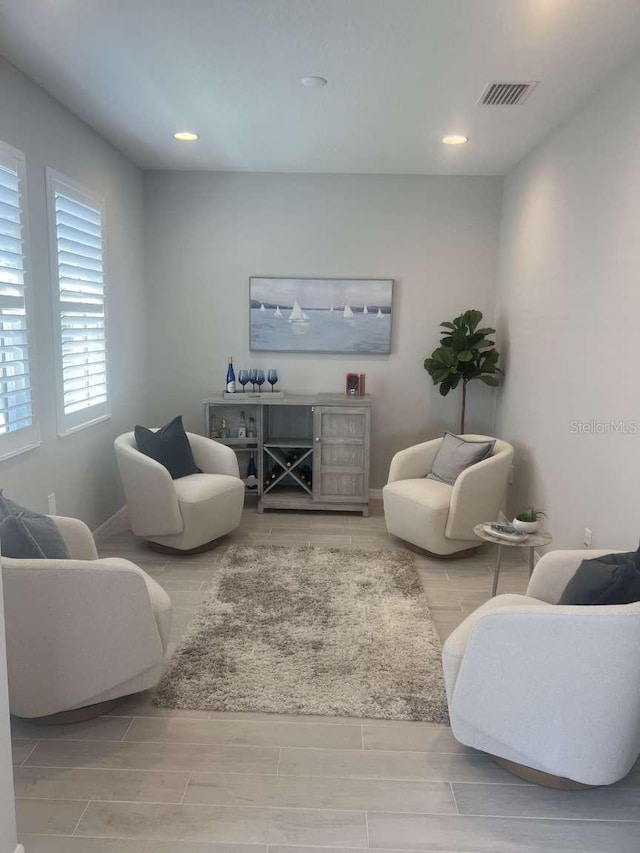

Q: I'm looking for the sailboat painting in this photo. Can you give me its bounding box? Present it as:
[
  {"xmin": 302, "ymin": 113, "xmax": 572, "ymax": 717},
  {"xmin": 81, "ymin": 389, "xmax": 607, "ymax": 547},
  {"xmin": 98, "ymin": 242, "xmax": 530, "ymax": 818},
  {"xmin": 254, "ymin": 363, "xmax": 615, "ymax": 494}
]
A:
[{"xmin": 250, "ymin": 277, "xmax": 393, "ymax": 353}]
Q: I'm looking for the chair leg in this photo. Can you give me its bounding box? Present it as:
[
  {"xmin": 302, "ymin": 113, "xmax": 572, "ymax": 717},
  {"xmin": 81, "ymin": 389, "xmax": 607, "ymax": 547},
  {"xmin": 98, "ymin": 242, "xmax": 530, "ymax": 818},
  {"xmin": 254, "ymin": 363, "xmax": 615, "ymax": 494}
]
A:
[
  {"xmin": 493, "ymin": 756, "xmax": 595, "ymax": 790},
  {"xmin": 400, "ymin": 540, "xmax": 481, "ymax": 560},
  {"xmin": 146, "ymin": 537, "xmax": 226, "ymax": 556}
]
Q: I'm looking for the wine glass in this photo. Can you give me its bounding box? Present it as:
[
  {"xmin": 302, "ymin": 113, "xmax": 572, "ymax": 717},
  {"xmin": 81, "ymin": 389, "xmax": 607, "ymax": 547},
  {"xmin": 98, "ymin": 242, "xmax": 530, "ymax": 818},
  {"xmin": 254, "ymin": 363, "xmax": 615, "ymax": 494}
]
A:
[
  {"xmin": 267, "ymin": 369, "xmax": 278, "ymax": 392},
  {"xmin": 248, "ymin": 368, "xmax": 257, "ymax": 393},
  {"xmin": 255, "ymin": 369, "xmax": 265, "ymax": 393},
  {"xmin": 238, "ymin": 369, "xmax": 249, "ymax": 392}
]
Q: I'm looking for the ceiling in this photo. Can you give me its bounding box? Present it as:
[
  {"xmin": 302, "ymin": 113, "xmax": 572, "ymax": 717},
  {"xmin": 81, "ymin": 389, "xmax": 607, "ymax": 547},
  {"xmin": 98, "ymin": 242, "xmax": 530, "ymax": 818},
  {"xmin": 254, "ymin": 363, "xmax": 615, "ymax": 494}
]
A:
[{"xmin": 1, "ymin": 0, "xmax": 639, "ymax": 175}]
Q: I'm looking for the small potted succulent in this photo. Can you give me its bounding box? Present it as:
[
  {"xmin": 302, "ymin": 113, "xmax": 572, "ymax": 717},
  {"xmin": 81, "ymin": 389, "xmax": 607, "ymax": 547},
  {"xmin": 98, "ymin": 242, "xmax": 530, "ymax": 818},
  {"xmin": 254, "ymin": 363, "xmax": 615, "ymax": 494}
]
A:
[{"xmin": 512, "ymin": 507, "xmax": 546, "ymax": 534}]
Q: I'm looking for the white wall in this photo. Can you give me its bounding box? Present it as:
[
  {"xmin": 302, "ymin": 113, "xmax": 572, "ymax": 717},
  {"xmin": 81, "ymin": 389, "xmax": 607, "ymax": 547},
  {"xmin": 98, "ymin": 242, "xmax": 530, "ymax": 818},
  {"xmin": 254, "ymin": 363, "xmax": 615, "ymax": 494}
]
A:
[
  {"xmin": 144, "ymin": 172, "xmax": 503, "ymax": 487},
  {"xmin": 495, "ymin": 55, "xmax": 640, "ymax": 549},
  {"xmin": 0, "ymin": 57, "xmax": 147, "ymax": 528}
]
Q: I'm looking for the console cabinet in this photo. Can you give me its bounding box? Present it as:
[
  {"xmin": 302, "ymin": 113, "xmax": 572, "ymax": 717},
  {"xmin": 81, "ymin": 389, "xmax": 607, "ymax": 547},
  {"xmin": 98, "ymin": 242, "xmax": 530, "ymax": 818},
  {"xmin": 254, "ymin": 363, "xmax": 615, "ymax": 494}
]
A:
[{"xmin": 203, "ymin": 394, "xmax": 371, "ymax": 516}]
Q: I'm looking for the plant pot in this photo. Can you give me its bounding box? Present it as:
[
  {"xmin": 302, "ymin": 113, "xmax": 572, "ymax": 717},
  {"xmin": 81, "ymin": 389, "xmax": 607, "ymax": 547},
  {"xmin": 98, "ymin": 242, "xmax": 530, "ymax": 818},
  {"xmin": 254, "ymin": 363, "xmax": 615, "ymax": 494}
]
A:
[{"xmin": 512, "ymin": 518, "xmax": 539, "ymax": 534}]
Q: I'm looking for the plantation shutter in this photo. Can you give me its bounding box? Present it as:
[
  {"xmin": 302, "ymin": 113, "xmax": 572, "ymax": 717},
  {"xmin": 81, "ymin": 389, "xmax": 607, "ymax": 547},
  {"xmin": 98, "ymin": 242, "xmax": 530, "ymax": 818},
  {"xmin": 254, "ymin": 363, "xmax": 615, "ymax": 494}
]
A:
[
  {"xmin": 0, "ymin": 142, "xmax": 40, "ymax": 460},
  {"xmin": 48, "ymin": 172, "xmax": 109, "ymax": 435}
]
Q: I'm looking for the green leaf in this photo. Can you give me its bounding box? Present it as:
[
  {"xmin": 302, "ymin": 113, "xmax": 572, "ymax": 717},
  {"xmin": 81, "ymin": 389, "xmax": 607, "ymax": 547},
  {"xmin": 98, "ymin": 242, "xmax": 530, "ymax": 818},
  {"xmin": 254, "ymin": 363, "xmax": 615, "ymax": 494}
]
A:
[
  {"xmin": 479, "ymin": 374, "xmax": 500, "ymax": 387},
  {"xmin": 481, "ymin": 349, "xmax": 499, "ymax": 369},
  {"xmin": 462, "ymin": 309, "xmax": 482, "ymax": 332},
  {"xmin": 430, "ymin": 367, "xmax": 451, "ymax": 383},
  {"xmin": 440, "ymin": 321, "xmax": 456, "ymax": 330},
  {"xmin": 450, "ymin": 328, "xmax": 469, "ymax": 350},
  {"xmin": 457, "ymin": 350, "xmax": 474, "ymax": 362},
  {"xmin": 475, "ymin": 327, "xmax": 496, "ymax": 336},
  {"xmin": 439, "ymin": 381, "xmax": 452, "ymax": 396}
]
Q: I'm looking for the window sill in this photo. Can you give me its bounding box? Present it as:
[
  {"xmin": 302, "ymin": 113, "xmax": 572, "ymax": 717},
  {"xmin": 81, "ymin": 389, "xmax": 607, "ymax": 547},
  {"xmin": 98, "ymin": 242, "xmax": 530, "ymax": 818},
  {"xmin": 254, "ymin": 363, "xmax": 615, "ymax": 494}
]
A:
[
  {"xmin": 57, "ymin": 414, "xmax": 112, "ymax": 438},
  {"xmin": 0, "ymin": 439, "xmax": 42, "ymax": 463}
]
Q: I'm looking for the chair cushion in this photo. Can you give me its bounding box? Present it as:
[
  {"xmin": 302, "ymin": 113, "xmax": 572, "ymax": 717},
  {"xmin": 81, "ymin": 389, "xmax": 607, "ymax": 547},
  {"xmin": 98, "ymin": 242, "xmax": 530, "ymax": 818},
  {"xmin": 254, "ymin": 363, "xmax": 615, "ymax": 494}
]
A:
[
  {"xmin": 427, "ymin": 432, "xmax": 495, "ymax": 485},
  {"xmin": 384, "ymin": 477, "xmax": 453, "ymax": 510},
  {"xmin": 442, "ymin": 594, "xmax": 547, "ymax": 693},
  {"xmin": 0, "ymin": 494, "xmax": 70, "ymax": 559},
  {"xmin": 134, "ymin": 416, "xmax": 200, "ymax": 480},
  {"xmin": 559, "ymin": 549, "xmax": 640, "ymax": 605},
  {"xmin": 173, "ymin": 472, "xmax": 244, "ymax": 504}
]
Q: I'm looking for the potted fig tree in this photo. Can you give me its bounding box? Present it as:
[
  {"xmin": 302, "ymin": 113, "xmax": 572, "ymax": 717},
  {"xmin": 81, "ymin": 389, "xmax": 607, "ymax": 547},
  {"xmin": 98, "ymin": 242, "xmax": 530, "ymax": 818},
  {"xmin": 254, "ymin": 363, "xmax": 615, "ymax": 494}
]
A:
[{"xmin": 423, "ymin": 309, "xmax": 502, "ymax": 433}]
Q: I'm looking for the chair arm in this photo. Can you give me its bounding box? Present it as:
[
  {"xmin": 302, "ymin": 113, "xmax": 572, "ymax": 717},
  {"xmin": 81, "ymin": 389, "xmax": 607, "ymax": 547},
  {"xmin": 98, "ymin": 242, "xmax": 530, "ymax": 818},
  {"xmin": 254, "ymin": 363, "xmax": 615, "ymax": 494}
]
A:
[
  {"xmin": 449, "ymin": 603, "xmax": 640, "ymax": 785},
  {"xmin": 188, "ymin": 433, "xmax": 240, "ymax": 477},
  {"xmin": 50, "ymin": 515, "xmax": 98, "ymax": 561},
  {"xmin": 115, "ymin": 438, "xmax": 182, "ymax": 537},
  {"xmin": 446, "ymin": 447, "xmax": 513, "ymax": 540},
  {"xmin": 2, "ymin": 557, "xmax": 166, "ymax": 718},
  {"xmin": 526, "ymin": 549, "xmax": 627, "ymax": 604},
  {"xmin": 387, "ymin": 439, "xmax": 442, "ymax": 483}
]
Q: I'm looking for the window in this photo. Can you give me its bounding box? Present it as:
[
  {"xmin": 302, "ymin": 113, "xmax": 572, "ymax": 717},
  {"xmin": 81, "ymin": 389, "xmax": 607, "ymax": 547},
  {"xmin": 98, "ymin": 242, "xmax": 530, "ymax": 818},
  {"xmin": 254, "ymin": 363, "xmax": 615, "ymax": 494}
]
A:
[
  {"xmin": 47, "ymin": 171, "xmax": 109, "ymax": 435},
  {"xmin": 0, "ymin": 141, "xmax": 40, "ymax": 460}
]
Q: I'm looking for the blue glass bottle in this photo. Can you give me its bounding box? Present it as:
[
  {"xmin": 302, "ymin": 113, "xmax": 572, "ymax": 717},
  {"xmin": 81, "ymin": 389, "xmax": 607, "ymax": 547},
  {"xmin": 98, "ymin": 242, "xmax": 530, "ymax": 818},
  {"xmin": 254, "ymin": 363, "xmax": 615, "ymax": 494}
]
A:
[{"xmin": 226, "ymin": 356, "xmax": 236, "ymax": 393}]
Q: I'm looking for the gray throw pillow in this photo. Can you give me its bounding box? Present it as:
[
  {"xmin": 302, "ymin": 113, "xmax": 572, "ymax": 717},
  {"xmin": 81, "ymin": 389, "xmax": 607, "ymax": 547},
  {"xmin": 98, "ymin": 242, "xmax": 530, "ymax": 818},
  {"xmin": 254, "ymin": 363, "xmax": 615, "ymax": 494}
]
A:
[
  {"xmin": 0, "ymin": 493, "xmax": 70, "ymax": 559},
  {"xmin": 426, "ymin": 432, "xmax": 496, "ymax": 485}
]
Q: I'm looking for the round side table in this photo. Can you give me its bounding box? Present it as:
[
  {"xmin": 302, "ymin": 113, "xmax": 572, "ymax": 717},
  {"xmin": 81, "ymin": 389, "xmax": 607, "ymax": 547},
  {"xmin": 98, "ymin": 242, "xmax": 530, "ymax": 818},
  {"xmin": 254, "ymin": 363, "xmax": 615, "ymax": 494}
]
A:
[{"xmin": 473, "ymin": 524, "xmax": 553, "ymax": 596}]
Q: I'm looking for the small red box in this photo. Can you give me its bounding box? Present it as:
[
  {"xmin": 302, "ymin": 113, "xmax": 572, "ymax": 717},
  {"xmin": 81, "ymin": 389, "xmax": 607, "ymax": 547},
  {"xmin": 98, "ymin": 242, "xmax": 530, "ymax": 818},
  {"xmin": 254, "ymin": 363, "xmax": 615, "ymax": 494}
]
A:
[{"xmin": 345, "ymin": 373, "xmax": 366, "ymax": 397}]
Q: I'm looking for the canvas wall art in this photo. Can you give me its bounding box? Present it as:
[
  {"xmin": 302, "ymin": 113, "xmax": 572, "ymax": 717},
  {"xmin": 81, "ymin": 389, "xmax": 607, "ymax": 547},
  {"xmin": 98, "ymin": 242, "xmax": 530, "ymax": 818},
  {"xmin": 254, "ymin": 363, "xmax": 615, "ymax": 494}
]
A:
[{"xmin": 249, "ymin": 277, "xmax": 393, "ymax": 354}]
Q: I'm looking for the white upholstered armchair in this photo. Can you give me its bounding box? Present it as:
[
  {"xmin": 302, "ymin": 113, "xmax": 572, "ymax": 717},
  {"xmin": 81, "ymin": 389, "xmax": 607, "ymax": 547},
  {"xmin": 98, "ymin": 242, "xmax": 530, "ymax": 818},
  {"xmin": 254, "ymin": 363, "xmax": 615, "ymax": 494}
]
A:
[
  {"xmin": 383, "ymin": 435, "xmax": 513, "ymax": 556},
  {"xmin": 443, "ymin": 549, "xmax": 640, "ymax": 788},
  {"xmin": 115, "ymin": 431, "xmax": 245, "ymax": 553},
  {"xmin": 3, "ymin": 515, "xmax": 171, "ymax": 720}
]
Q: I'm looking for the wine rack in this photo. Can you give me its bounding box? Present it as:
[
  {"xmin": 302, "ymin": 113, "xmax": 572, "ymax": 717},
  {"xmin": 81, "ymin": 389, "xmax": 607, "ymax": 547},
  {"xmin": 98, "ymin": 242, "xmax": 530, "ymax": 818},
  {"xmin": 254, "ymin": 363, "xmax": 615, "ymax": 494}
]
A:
[{"xmin": 263, "ymin": 441, "xmax": 313, "ymax": 496}]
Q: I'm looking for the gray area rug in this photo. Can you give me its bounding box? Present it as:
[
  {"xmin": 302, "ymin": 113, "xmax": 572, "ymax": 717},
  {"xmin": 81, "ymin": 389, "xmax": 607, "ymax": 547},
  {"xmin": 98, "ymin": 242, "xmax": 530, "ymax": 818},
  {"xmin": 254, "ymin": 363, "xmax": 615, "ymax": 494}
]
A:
[{"xmin": 155, "ymin": 545, "xmax": 449, "ymax": 722}]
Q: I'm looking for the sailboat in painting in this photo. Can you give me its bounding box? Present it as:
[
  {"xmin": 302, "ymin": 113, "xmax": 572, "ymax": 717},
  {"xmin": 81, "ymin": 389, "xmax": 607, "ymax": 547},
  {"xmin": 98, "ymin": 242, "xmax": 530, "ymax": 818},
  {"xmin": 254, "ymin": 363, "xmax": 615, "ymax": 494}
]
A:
[
  {"xmin": 259, "ymin": 303, "xmax": 266, "ymax": 311},
  {"xmin": 363, "ymin": 305, "xmax": 368, "ymax": 315},
  {"xmin": 274, "ymin": 305, "xmax": 283, "ymax": 318},
  {"xmin": 377, "ymin": 308, "xmax": 384, "ymax": 318},
  {"xmin": 288, "ymin": 300, "xmax": 309, "ymax": 323},
  {"xmin": 343, "ymin": 304, "xmax": 354, "ymax": 319}
]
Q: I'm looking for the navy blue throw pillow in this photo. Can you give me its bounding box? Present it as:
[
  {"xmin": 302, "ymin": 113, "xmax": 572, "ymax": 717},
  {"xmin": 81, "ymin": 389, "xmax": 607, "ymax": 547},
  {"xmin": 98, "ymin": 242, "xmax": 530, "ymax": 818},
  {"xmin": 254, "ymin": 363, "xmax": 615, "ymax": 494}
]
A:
[
  {"xmin": 559, "ymin": 548, "xmax": 640, "ymax": 606},
  {"xmin": 134, "ymin": 415, "xmax": 200, "ymax": 480}
]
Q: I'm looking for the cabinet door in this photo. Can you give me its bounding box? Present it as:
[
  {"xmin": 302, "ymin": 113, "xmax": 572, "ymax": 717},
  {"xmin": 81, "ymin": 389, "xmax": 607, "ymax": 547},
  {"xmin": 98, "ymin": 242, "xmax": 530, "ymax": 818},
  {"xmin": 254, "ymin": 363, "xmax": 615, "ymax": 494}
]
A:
[{"xmin": 312, "ymin": 406, "xmax": 370, "ymax": 503}]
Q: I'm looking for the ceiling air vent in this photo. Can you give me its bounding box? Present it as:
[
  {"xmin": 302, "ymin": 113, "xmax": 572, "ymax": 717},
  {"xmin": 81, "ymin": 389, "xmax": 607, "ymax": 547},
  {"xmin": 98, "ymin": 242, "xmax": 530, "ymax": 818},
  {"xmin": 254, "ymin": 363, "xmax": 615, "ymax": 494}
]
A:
[{"xmin": 478, "ymin": 81, "xmax": 538, "ymax": 106}]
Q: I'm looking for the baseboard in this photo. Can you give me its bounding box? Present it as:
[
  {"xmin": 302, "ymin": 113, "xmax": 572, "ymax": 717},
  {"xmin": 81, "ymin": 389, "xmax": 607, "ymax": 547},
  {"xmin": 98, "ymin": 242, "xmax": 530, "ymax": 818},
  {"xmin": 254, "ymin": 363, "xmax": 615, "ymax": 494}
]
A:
[
  {"xmin": 92, "ymin": 506, "xmax": 129, "ymax": 541},
  {"xmin": 369, "ymin": 488, "xmax": 383, "ymax": 500}
]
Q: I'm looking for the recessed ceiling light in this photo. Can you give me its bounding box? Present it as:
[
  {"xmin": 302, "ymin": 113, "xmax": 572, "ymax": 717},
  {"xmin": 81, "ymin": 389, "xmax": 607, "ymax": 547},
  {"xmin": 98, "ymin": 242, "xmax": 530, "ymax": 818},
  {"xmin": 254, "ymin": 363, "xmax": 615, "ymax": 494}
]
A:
[
  {"xmin": 301, "ymin": 76, "xmax": 328, "ymax": 88},
  {"xmin": 173, "ymin": 131, "xmax": 199, "ymax": 141},
  {"xmin": 442, "ymin": 134, "xmax": 469, "ymax": 145}
]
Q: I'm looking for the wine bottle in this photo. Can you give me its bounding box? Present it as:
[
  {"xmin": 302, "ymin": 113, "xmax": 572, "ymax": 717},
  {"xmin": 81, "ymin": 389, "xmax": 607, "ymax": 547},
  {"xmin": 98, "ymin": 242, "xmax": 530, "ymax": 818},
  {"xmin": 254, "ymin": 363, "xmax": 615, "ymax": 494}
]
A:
[
  {"xmin": 238, "ymin": 411, "xmax": 247, "ymax": 438},
  {"xmin": 220, "ymin": 418, "xmax": 230, "ymax": 439},
  {"xmin": 246, "ymin": 453, "xmax": 258, "ymax": 489},
  {"xmin": 209, "ymin": 415, "xmax": 220, "ymax": 439},
  {"xmin": 285, "ymin": 451, "xmax": 298, "ymax": 468},
  {"xmin": 226, "ymin": 356, "xmax": 236, "ymax": 393}
]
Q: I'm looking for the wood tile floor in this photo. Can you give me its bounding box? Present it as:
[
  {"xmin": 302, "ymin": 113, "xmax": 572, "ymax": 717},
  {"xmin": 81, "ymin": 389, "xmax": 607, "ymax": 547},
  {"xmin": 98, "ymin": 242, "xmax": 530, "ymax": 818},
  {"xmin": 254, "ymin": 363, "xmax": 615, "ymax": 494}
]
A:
[{"xmin": 13, "ymin": 500, "xmax": 640, "ymax": 851}]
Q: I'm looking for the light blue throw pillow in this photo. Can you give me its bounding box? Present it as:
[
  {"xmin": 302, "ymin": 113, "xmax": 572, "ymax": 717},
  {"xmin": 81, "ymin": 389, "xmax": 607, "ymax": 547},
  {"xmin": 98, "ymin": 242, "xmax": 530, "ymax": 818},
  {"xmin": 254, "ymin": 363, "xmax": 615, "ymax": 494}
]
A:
[{"xmin": 426, "ymin": 432, "xmax": 495, "ymax": 485}]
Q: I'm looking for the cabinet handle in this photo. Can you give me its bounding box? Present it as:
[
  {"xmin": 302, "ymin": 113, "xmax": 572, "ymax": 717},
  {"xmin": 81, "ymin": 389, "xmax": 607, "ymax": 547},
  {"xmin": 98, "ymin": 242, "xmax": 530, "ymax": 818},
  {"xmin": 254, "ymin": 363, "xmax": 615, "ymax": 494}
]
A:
[{"xmin": 315, "ymin": 436, "xmax": 321, "ymax": 442}]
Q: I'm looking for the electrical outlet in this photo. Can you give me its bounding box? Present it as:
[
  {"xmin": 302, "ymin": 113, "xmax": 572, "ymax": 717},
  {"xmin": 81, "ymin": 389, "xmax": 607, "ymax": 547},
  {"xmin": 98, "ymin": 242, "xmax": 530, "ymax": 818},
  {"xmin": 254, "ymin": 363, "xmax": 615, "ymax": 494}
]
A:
[
  {"xmin": 47, "ymin": 493, "xmax": 56, "ymax": 515},
  {"xmin": 583, "ymin": 527, "xmax": 592, "ymax": 549}
]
